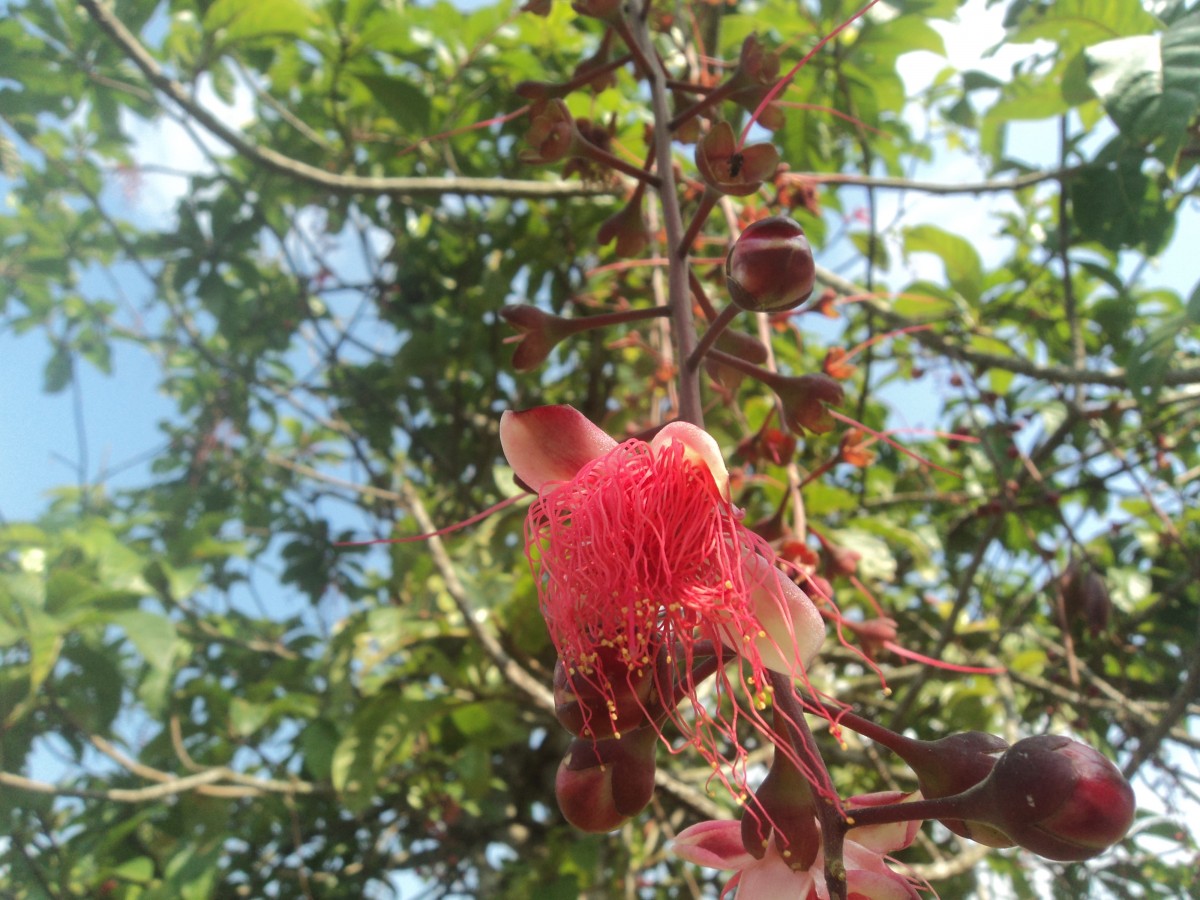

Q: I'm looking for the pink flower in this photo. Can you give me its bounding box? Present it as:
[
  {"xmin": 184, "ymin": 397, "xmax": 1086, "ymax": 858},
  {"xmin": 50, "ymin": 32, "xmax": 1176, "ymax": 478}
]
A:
[
  {"xmin": 673, "ymin": 792, "xmax": 922, "ymax": 900},
  {"xmin": 500, "ymin": 405, "xmax": 824, "ymax": 782}
]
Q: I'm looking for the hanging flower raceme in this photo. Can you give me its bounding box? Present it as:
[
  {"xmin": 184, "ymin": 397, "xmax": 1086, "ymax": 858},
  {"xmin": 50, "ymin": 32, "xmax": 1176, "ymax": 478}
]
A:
[{"xmin": 500, "ymin": 405, "xmax": 824, "ymax": 794}]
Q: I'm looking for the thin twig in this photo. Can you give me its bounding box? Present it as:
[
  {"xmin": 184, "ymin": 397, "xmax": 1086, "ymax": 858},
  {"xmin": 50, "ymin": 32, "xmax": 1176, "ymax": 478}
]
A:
[{"xmin": 77, "ymin": 0, "xmax": 615, "ymax": 201}]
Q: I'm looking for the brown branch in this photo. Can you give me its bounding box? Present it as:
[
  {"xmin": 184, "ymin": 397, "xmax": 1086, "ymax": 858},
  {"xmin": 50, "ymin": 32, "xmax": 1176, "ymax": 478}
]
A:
[
  {"xmin": 798, "ymin": 166, "xmax": 1078, "ymax": 195},
  {"xmin": 77, "ymin": 0, "xmax": 615, "ymax": 201},
  {"xmin": 814, "ymin": 265, "xmax": 1200, "ymax": 388},
  {"xmin": 632, "ymin": 8, "xmax": 702, "ymax": 425}
]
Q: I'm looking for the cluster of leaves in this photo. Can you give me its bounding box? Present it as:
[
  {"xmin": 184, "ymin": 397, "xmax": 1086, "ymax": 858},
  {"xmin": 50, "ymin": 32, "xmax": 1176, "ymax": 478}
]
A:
[{"xmin": 1, "ymin": 0, "xmax": 1198, "ymax": 897}]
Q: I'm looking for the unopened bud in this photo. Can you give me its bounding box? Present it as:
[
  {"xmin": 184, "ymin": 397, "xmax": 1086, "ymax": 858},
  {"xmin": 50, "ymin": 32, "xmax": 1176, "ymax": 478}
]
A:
[
  {"xmin": 741, "ymin": 720, "xmax": 820, "ymax": 868},
  {"xmin": 726, "ymin": 216, "xmax": 816, "ymax": 313},
  {"xmin": 773, "ymin": 372, "xmax": 844, "ymax": 435},
  {"xmin": 986, "ymin": 735, "xmax": 1135, "ymax": 861},
  {"xmin": 555, "ymin": 726, "xmax": 658, "ymax": 832},
  {"xmin": 553, "ymin": 652, "xmax": 668, "ymax": 739},
  {"xmin": 903, "ymin": 732, "xmax": 1015, "ymax": 848}
]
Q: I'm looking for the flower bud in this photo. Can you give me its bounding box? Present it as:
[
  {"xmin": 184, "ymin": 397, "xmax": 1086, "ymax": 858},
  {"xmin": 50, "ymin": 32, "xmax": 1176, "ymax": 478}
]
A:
[
  {"xmin": 555, "ymin": 726, "xmax": 658, "ymax": 832},
  {"xmin": 773, "ymin": 373, "xmax": 844, "ymax": 435},
  {"xmin": 552, "ymin": 650, "xmax": 670, "ymax": 739},
  {"xmin": 985, "ymin": 735, "xmax": 1135, "ymax": 861},
  {"xmin": 726, "ymin": 216, "xmax": 815, "ymax": 313},
  {"xmin": 498, "ymin": 305, "xmax": 572, "ymax": 372},
  {"xmin": 741, "ymin": 740, "xmax": 820, "ymax": 869},
  {"xmin": 902, "ymin": 732, "xmax": 1014, "ymax": 848},
  {"xmin": 1059, "ymin": 561, "xmax": 1111, "ymax": 637}
]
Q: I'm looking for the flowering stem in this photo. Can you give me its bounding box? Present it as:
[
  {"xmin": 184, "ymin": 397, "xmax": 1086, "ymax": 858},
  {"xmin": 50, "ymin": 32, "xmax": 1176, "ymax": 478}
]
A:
[
  {"xmin": 632, "ymin": 6, "xmax": 701, "ymax": 426},
  {"xmin": 677, "ymin": 187, "xmax": 719, "ymax": 258},
  {"xmin": 562, "ymin": 304, "xmax": 670, "ymax": 334},
  {"xmin": 668, "ymin": 79, "xmax": 739, "ymax": 132},
  {"xmin": 705, "ymin": 347, "xmax": 785, "ymax": 389},
  {"xmin": 688, "ymin": 269, "xmax": 718, "ymax": 321},
  {"xmin": 842, "ymin": 790, "xmax": 982, "ymax": 831},
  {"xmin": 575, "ymin": 138, "xmax": 662, "ymax": 188},
  {"xmin": 769, "ymin": 670, "xmax": 848, "ymax": 900},
  {"xmin": 686, "ymin": 303, "xmax": 740, "ymax": 372}
]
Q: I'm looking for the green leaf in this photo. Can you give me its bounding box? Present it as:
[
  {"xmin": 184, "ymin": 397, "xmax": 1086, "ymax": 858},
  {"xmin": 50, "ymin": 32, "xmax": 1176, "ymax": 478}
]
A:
[
  {"xmin": 42, "ymin": 345, "xmax": 72, "ymax": 393},
  {"xmin": 903, "ymin": 224, "xmax": 983, "ymax": 303},
  {"xmin": 1011, "ymin": 0, "xmax": 1159, "ymax": 54},
  {"xmin": 202, "ymin": 0, "xmax": 317, "ymax": 43},
  {"xmin": 111, "ymin": 609, "xmax": 177, "ymax": 712},
  {"xmin": 1069, "ymin": 156, "xmax": 1174, "ymax": 253},
  {"xmin": 1086, "ymin": 12, "xmax": 1200, "ymax": 164},
  {"xmin": 348, "ymin": 70, "xmax": 432, "ymax": 134},
  {"xmin": 21, "ymin": 605, "xmax": 64, "ymax": 701}
]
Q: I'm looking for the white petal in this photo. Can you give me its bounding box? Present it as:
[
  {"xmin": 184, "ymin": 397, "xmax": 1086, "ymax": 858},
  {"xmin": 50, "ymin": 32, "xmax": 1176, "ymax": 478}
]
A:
[
  {"xmin": 744, "ymin": 555, "xmax": 824, "ymax": 673},
  {"xmin": 650, "ymin": 421, "xmax": 731, "ymax": 500}
]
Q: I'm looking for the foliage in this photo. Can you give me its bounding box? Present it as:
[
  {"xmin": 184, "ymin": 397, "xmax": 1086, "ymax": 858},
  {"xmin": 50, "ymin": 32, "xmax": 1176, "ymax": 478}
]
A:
[{"xmin": 1, "ymin": 0, "xmax": 1198, "ymax": 896}]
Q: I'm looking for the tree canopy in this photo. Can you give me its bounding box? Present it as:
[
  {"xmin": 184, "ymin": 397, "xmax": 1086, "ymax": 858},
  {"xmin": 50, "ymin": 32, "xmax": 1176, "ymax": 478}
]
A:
[{"xmin": 1, "ymin": 0, "xmax": 1198, "ymax": 897}]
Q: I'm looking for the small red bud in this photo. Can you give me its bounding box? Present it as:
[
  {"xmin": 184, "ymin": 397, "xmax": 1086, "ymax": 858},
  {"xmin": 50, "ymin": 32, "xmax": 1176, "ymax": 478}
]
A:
[
  {"xmin": 555, "ymin": 727, "xmax": 658, "ymax": 832},
  {"xmin": 726, "ymin": 216, "xmax": 816, "ymax": 313},
  {"xmin": 986, "ymin": 735, "xmax": 1135, "ymax": 861},
  {"xmin": 774, "ymin": 372, "xmax": 844, "ymax": 435}
]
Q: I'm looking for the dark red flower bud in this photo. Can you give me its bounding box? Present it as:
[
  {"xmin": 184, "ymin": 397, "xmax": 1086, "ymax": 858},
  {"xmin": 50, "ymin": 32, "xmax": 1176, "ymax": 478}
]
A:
[
  {"xmin": 695, "ymin": 121, "xmax": 779, "ymax": 196},
  {"xmin": 498, "ymin": 305, "xmax": 572, "ymax": 372},
  {"xmin": 985, "ymin": 735, "xmax": 1135, "ymax": 861},
  {"xmin": 555, "ymin": 726, "xmax": 657, "ymax": 832},
  {"xmin": 597, "ymin": 191, "xmax": 650, "ymax": 258},
  {"xmin": 726, "ymin": 216, "xmax": 816, "ymax": 313},
  {"xmin": 1059, "ymin": 562, "xmax": 1112, "ymax": 637},
  {"xmin": 774, "ymin": 373, "xmax": 844, "ymax": 435},
  {"xmin": 553, "ymin": 650, "xmax": 670, "ymax": 739},
  {"xmin": 741, "ymin": 721, "xmax": 820, "ymax": 869}
]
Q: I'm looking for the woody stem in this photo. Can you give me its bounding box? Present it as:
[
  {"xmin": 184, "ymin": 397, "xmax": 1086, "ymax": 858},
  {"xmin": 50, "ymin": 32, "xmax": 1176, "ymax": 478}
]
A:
[
  {"xmin": 677, "ymin": 188, "xmax": 719, "ymax": 258},
  {"xmin": 561, "ymin": 305, "xmax": 671, "ymax": 334},
  {"xmin": 687, "ymin": 304, "xmax": 740, "ymax": 371},
  {"xmin": 631, "ymin": 6, "xmax": 701, "ymax": 426}
]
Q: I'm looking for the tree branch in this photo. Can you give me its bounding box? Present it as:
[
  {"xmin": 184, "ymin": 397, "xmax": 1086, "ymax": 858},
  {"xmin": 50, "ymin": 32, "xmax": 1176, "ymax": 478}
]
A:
[
  {"xmin": 814, "ymin": 265, "xmax": 1200, "ymax": 388},
  {"xmin": 797, "ymin": 166, "xmax": 1078, "ymax": 195},
  {"xmin": 77, "ymin": 0, "xmax": 615, "ymax": 201}
]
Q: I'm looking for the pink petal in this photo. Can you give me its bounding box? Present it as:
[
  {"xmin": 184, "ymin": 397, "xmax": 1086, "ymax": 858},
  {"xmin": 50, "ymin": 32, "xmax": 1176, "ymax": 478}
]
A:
[
  {"xmin": 673, "ymin": 819, "xmax": 755, "ymax": 870},
  {"xmin": 499, "ymin": 406, "xmax": 617, "ymax": 493},
  {"xmin": 737, "ymin": 851, "xmax": 815, "ymax": 899},
  {"xmin": 650, "ymin": 421, "xmax": 731, "ymax": 499},
  {"xmin": 845, "ymin": 868, "xmax": 921, "ymax": 900},
  {"xmin": 743, "ymin": 556, "xmax": 825, "ymax": 672},
  {"xmin": 847, "ymin": 792, "xmax": 922, "ymax": 853}
]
